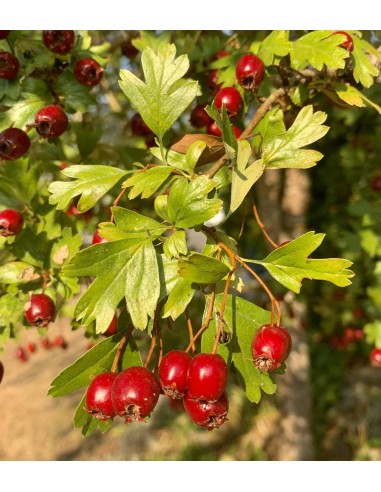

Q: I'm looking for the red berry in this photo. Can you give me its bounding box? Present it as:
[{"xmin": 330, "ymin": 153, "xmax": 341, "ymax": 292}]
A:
[
  {"xmin": 86, "ymin": 372, "xmax": 118, "ymax": 421},
  {"xmin": 0, "ymin": 209, "xmax": 23, "ymax": 237},
  {"xmin": 370, "ymin": 348, "xmax": 381, "ymax": 368},
  {"xmin": 187, "ymin": 353, "xmax": 228, "ymax": 402},
  {"xmin": 333, "ymin": 31, "xmax": 354, "ymax": 53},
  {"xmin": 27, "ymin": 342, "xmax": 37, "ymax": 353},
  {"xmin": 53, "ymin": 335, "xmax": 68, "ymax": 349},
  {"xmin": 0, "ymin": 31, "xmax": 10, "ymax": 40},
  {"xmin": 74, "ymin": 58, "xmax": 103, "ymax": 87},
  {"xmin": 0, "ymin": 128, "xmax": 30, "ymax": 161},
  {"xmin": 159, "ymin": 350, "xmax": 192, "ymax": 399},
  {"xmin": 40, "ymin": 337, "xmax": 52, "ymax": 349},
  {"xmin": 236, "ymin": 53, "xmax": 265, "ymax": 91},
  {"xmin": 190, "ymin": 104, "xmax": 213, "ymax": 129},
  {"xmin": 0, "ymin": 51, "xmax": 19, "ymax": 79},
  {"xmin": 206, "ymin": 70, "xmax": 222, "ymax": 94},
  {"xmin": 24, "ymin": 293, "xmax": 56, "ymax": 328},
  {"xmin": 15, "ymin": 347, "xmax": 28, "ymax": 362},
  {"xmin": 0, "ymin": 361, "xmax": 4, "ymax": 383},
  {"xmin": 252, "ymin": 324, "xmax": 292, "ymax": 372},
  {"xmin": 103, "ymin": 314, "xmax": 118, "ymax": 336},
  {"xmin": 35, "ymin": 105, "xmax": 68, "ymax": 139},
  {"xmin": 371, "ymin": 175, "xmax": 381, "ymax": 192},
  {"xmin": 214, "ymin": 87, "xmax": 243, "ymax": 118},
  {"xmin": 207, "ymin": 122, "xmax": 241, "ymax": 138},
  {"xmin": 121, "ymin": 39, "xmax": 139, "ymax": 59},
  {"xmin": 92, "ymin": 229, "xmax": 108, "ymax": 245},
  {"xmin": 130, "ymin": 113, "xmax": 151, "ymax": 137},
  {"xmin": 183, "ymin": 392, "xmax": 229, "ymax": 429},
  {"xmin": 145, "ymin": 133, "xmax": 156, "ymax": 148},
  {"xmin": 112, "ymin": 366, "xmax": 161, "ymax": 423},
  {"xmin": 66, "ymin": 203, "xmax": 93, "ymax": 221},
  {"xmin": 42, "ymin": 30, "xmax": 75, "ymax": 54},
  {"xmin": 212, "ymin": 50, "xmax": 228, "ymax": 61}
]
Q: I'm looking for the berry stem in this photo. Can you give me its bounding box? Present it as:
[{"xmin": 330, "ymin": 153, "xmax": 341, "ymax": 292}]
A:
[
  {"xmin": 249, "ymin": 194, "xmax": 278, "ymax": 249},
  {"xmin": 185, "ymin": 307, "xmax": 196, "ymax": 353},
  {"xmin": 111, "ymin": 188, "xmax": 128, "ymax": 222},
  {"xmin": 238, "ymin": 199, "xmax": 246, "ymax": 240},
  {"xmin": 144, "ymin": 301, "xmax": 162, "ymax": 369},
  {"xmin": 185, "ymin": 285, "xmax": 216, "ymax": 353},
  {"xmin": 111, "ymin": 327, "xmax": 133, "ymax": 373},
  {"xmin": 212, "ymin": 269, "xmax": 233, "ymax": 355}
]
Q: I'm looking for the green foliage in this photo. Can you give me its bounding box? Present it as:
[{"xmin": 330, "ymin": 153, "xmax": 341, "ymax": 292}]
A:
[{"xmin": 257, "ymin": 30, "xmax": 291, "ymax": 66}]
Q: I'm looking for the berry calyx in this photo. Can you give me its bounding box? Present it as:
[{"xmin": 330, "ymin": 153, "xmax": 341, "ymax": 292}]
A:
[
  {"xmin": 333, "ymin": 31, "xmax": 354, "ymax": 53},
  {"xmin": 0, "ymin": 51, "xmax": 20, "ymax": 79},
  {"xmin": 214, "ymin": 87, "xmax": 243, "ymax": 118},
  {"xmin": 0, "ymin": 31, "xmax": 10, "ymax": 40},
  {"xmin": 0, "ymin": 209, "xmax": 24, "ymax": 237},
  {"xmin": 183, "ymin": 392, "xmax": 229, "ymax": 429},
  {"xmin": 35, "ymin": 105, "xmax": 68, "ymax": 139},
  {"xmin": 235, "ymin": 53, "xmax": 265, "ymax": 91},
  {"xmin": 0, "ymin": 128, "xmax": 30, "ymax": 161},
  {"xmin": 207, "ymin": 122, "xmax": 242, "ymax": 138},
  {"xmin": 121, "ymin": 39, "xmax": 139, "ymax": 59},
  {"xmin": 112, "ymin": 366, "xmax": 161, "ymax": 423},
  {"xmin": 24, "ymin": 293, "xmax": 56, "ymax": 328},
  {"xmin": 187, "ymin": 353, "xmax": 228, "ymax": 402},
  {"xmin": 158, "ymin": 350, "xmax": 192, "ymax": 399},
  {"xmin": 103, "ymin": 314, "xmax": 118, "ymax": 336},
  {"xmin": 252, "ymin": 324, "xmax": 292, "ymax": 372},
  {"xmin": 370, "ymin": 348, "xmax": 381, "ymax": 368},
  {"xmin": 92, "ymin": 229, "xmax": 108, "ymax": 245},
  {"xmin": 42, "ymin": 30, "xmax": 75, "ymax": 54},
  {"xmin": 86, "ymin": 372, "xmax": 118, "ymax": 421},
  {"xmin": 74, "ymin": 58, "xmax": 103, "ymax": 87},
  {"xmin": 130, "ymin": 113, "xmax": 151, "ymax": 136},
  {"xmin": 190, "ymin": 104, "xmax": 213, "ymax": 129}
]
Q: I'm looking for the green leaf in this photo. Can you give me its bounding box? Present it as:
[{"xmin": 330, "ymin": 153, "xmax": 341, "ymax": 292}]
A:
[
  {"xmin": 50, "ymin": 227, "xmax": 83, "ymax": 268},
  {"xmin": 332, "ymin": 83, "xmax": 381, "ymax": 114},
  {"xmin": 122, "ymin": 165, "xmax": 173, "ymax": 199},
  {"xmin": 74, "ymin": 122, "xmax": 102, "ymax": 158},
  {"xmin": 290, "ymin": 30, "xmax": 349, "ymax": 71},
  {"xmin": 359, "ymin": 228, "xmax": 381, "ymax": 258},
  {"xmin": 132, "ymin": 30, "xmax": 171, "ymax": 53},
  {"xmin": 73, "ymin": 393, "xmax": 112, "ymax": 437},
  {"xmin": 49, "ymin": 165, "xmax": 128, "ymax": 212},
  {"xmin": 201, "ymin": 294, "xmax": 275, "ymax": 403},
  {"xmin": 257, "ymin": 30, "xmax": 291, "ymax": 66},
  {"xmin": 243, "ymin": 231, "xmax": 354, "ymax": 293},
  {"xmin": 352, "ymin": 35, "xmax": 379, "ymax": 88},
  {"xmin": 111, "ymin": 206, "xmax": 167, "ymax": 235},
  {"xmin": 0, "ymin": 294, "xmax": 25, "ymax": 335},
  {"xmin": 48, "ymin": 333, "xmax": 141, "ymax": 398},
  {"xmin": 261, "ymin": 105, "xmax": 329, "ymax": 169},
  {"xmin": 364, "ymin": 321, "xmax": 381, "ymax": 348},
  {"xmin": 229, "ymin": 140, "xmax": 264, "ymax": 214},
  {"xmin": 178, "ymin": 252, "xmax": 230, "ymax": 284},
  {"xmin": 151, "ymin": 146, "xmax": 189, "ymax": 173},
  {"xmin": 55, "ymin": 71, "xmax": 96, "ymax": 112},
  {"xmin": 162, "ymin": 277, "xmax": 195, "ymax": 320},
  {"xmin": 163, "ymin": 230, "xmax": 187, "ymax": 259},
  {"xmin": 119, "ymin": 43, "xmax": 199, "ymax": 140},
  {"xmin": 0, "ymin": 261, "xmax": 40, "ymax": 284},
  {"xmin": 167, "ymin": 176, "xmax": 222, "ymax": 228},
  {"xmin": 205, "ymin": 103, "xmax": 237, "ymax": 163},
  {"xmin": 186, "ymin": 140, "xmax": 207, "ymax": 173},
  {"xmin": 125, "ymin": 241, "xmax": 160, "ymax": 330},
  {"xmin": 0, "ymin": 158, "xmax": 39, "ymax": 205}
]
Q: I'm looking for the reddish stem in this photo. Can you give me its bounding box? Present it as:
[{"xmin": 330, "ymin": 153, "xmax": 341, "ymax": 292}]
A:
[
  {"xmin": 111, "ymin": 327, "xmax": 133, "ymax": 373},
  {"xmin": 250, "ymin": 194, "xmax": 278, "ymax": 249}
]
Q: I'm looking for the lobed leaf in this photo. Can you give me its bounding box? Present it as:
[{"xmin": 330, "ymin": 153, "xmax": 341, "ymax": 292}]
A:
[{"xmin": 178, "ymin": 252, "xmax": 231, "ymax": 284}]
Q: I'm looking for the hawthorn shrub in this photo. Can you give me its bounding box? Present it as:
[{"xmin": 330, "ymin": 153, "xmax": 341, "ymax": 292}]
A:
[{"xmin": 0, "ymin": 30, "xmax": 380, "ymax": 436}]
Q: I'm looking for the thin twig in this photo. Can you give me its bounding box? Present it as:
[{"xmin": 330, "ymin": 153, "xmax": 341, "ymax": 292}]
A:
[
  {"xmin": 185, "ymin": 308, "xmax": 196, "ymax": 353},
  {"xmin": 249, "ymin": 194, "xmax": 278, "ymax": 249},
  {"xmin": 238, "ymin": 199, "xmax": 246, "ymax": 241},
  {"xmin": 185, "ymin": 287, "xmax": 216, "ymax": 353},
  {"xmin": 144, "ymin": 303, "xmax": 161, "ymax": 369},
  {"xmin": 111, "ymin": 327, "xmax": 134, "ymax": 373},
  {"xmin": 212, "ymin": 270, "xmax": 233, "ymax": 354}
]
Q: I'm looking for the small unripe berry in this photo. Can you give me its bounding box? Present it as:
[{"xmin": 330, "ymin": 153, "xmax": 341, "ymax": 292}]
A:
[
  {"xmin": 0, "ymin": 209, "xmax": 24, "ymax": 237},
  {"xmin": 235, "ymin": 53, "xmax": 265, "ymax": 91},
  {"xmin": 252, "ymin": 324, "xmax": 292, "ymax": 372}
]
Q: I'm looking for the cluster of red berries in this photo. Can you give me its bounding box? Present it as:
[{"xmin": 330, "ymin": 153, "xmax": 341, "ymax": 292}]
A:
[
  {"xmin": 14, "ymin": 335, "xmax": 68, "ymax": 363},
  {"xmin": 330, "ymin": 326, "xmax": 364, "ymax": 349},
  {"xmin": 0, "ymin": 30, "xmax": 103, "ymax": 163},
  {"xmin": 85, "ymin": 323, "xmax": 292, "ymax": 430}
]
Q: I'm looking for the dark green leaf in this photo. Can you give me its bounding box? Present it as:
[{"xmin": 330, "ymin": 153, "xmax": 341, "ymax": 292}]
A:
[{"xmin": 56, "ymin": 71, "xmax": 96, "ymax": 112}]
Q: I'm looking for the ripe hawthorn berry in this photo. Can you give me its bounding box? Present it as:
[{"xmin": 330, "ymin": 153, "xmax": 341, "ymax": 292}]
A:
[
  {"xmin": 333, "ymin": 31, "xmax": 354, "ymax": 53},
  {"xmin": 24, "ymin": 293, "xmax": 56, "ymax": 328},
  {"xmin": 92, "ymin": 229, "xmax": 108, "ymax": 245},
  {"xmin": 183, "ymin": 392, "xmax": 229, "ymax": 429},
  {"xmin": 130, "ymin": 113, "xmax": 151, "ymax": 137},
  {"xmin": 214, "ymin": 87, "xmax": 243, "ymax": 118},
  {"xmin": 187, "ymin": 353, "xmax": 228, "ymax": 402},
  {"xmin": 103, "ymin": 314, "xmax": 118, "ymax": 337},
  {"xmin": 121, "ymin": 39, "xmax": 139, "ymax": 59},
  {"xmin": 0, "ymin": 128, "xmax": 30, "ymax": 161},
  {"xmin": 370, "ymin": 348, "xmax": 381, "ymax": 368},
  {"xmin": 35, "ymin": 105, "xmax": 68, "ymax": 139},
  {"xmin": 0, "ymin": 51, "xmax": 20, "ymax": 79},
  {"xmin": 190, "ymin": 104, "xmax": 213, "ymax": 129},
  {"xmin": 0, "ymin": 209, "xmax": 24, "ymax": 237},
  {"xmin": 252, "ymin": 324, "xmax": 292, "ymax": 372},
  {"xmin": 158, "ymin": 350, "xmax": 192, "ymax": 399},
  {"xmin": 86, "ymin": 372, "xmax": 118, "ymax": 421},
  {"xmin": 207, "ymin": 121, "xmax": 242, "ymax": 138},
  {"xmin": 74, "ymin": 58, "xmax": 103, "ymax": 87},
  {"xmin": 42, "ymin": 30, "xmax": 75, "ymax": 54},
  {"xmin": 0, "ymin": 31, "xmax": 10, "ymax": 39},
  {"xmin": 0, "ymin": 361, "xmax": 4, "ymax": 384},
  {"xmin": 206, "ymin": 70, "xmax": 222, "ymax": 94},
  {"xmin": 112, "ymin": 366, "xmax": 161, "ymax": 423},
  {"xmin": 235, "ymin": 53, "xmax": 265, "ymax": 91}
]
